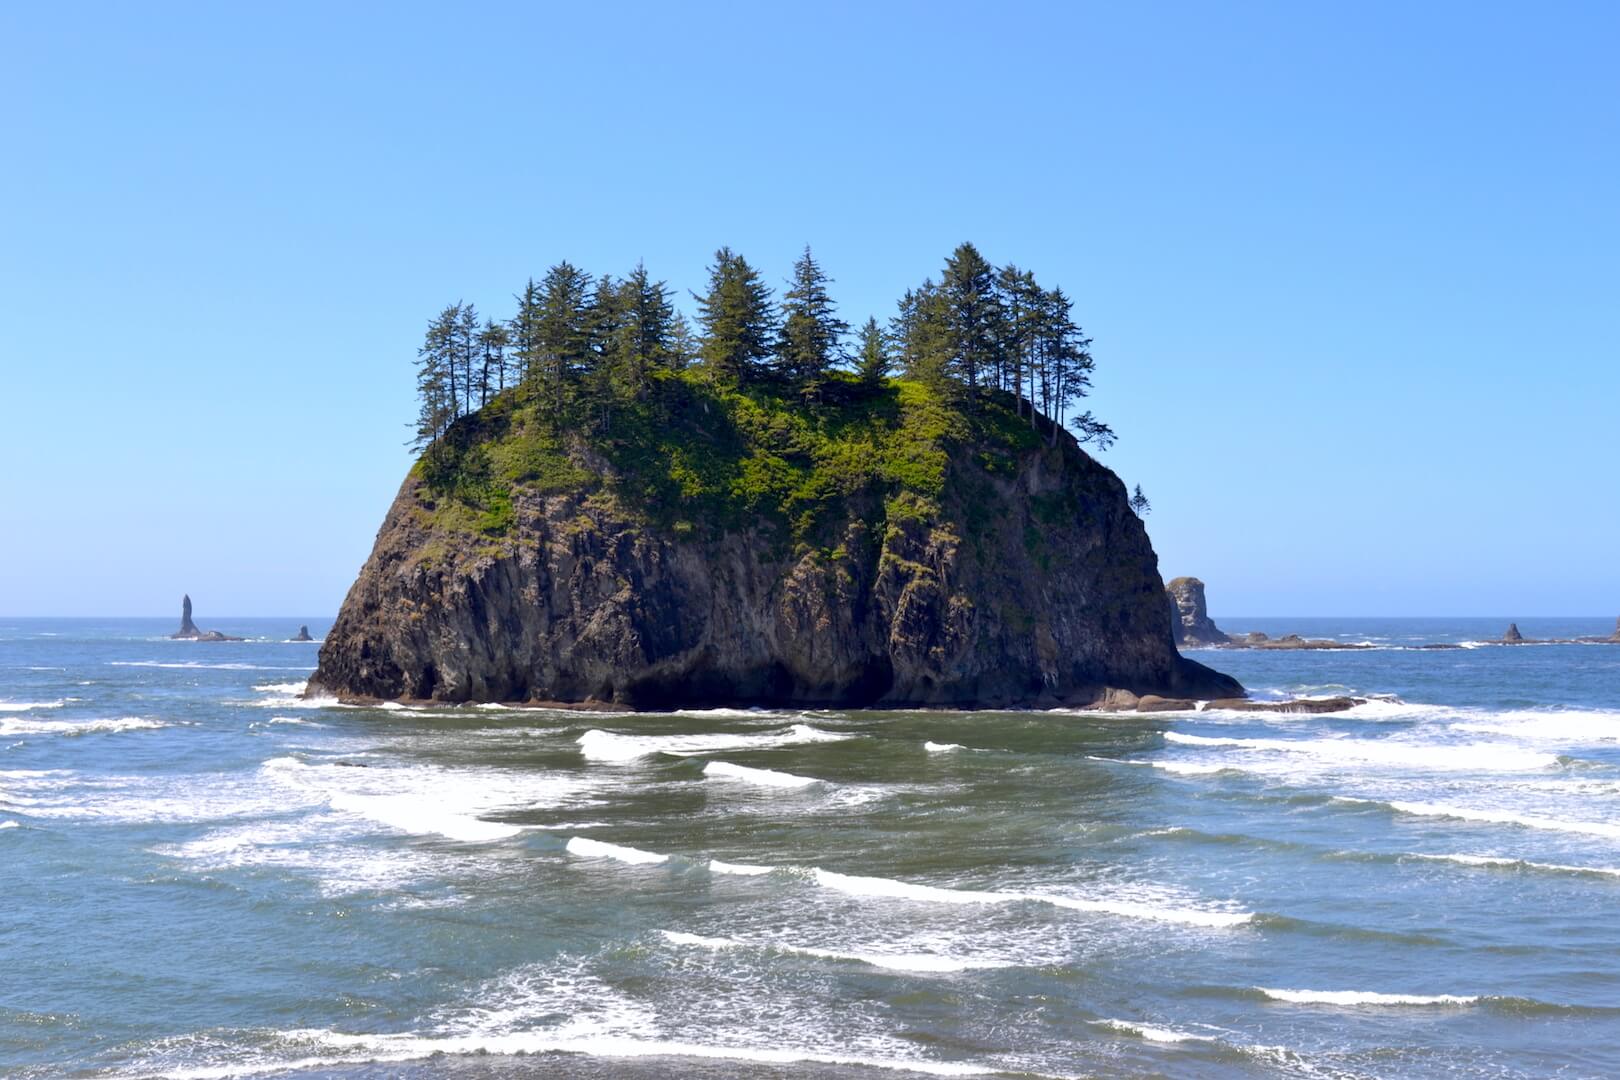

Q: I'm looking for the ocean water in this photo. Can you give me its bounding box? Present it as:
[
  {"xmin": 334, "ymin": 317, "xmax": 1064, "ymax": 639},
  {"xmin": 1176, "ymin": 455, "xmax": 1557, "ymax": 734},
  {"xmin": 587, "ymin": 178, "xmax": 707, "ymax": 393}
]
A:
[{"xmin": 4, "ymin": 616, "xmax": 1620, "ymax": 1079}]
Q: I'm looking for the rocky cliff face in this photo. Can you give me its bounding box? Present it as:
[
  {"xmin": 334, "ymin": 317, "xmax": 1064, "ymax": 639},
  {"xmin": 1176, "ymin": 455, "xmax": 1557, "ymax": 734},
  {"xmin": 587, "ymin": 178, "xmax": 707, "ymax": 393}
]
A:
[
  {"xmin": 1165, "ymin": 577, "xmax": 1230, "ymax": 646},
  {"xmin": 312, "ymin": 394, "xmax": 1239, "ymax": 709}
]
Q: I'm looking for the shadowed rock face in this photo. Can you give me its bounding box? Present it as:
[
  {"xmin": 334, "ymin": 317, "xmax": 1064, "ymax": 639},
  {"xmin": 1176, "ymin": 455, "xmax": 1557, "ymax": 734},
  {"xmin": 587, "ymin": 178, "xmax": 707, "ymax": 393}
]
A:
[
  {"xmin": 171, "ymin": 595, "xmax": 200, "ymax": 639},
  {"xmin": 293, "ymin": 625, "xmax": 313, "ymax": 642},
  {"xmin": 1503, "ymin": 623, "xmax": 1525, "ymax": 643},
  {"xmin": 1165, "ymin": 577, "xmax": 1230, "ymax": 646},
  {"xmin": 311, "ymin": 439, "xmax": 1241, "ymax": 709}
]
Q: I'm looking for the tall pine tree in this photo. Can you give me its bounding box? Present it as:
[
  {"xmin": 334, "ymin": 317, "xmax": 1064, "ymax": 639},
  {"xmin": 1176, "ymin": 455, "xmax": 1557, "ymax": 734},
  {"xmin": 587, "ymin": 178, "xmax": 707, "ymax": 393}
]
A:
[
  {"xmin": 775, "ymin": 246, "xmax": 848, "ymax": 396},
  {"xmin": 536, "ymin": 262, "xmax": 594, "ymax": 412},
  {"xmin": 854, "ymin": 316, "xmax": 891, "ymax": 389},
  {"xmin": 940, "ymin": 242, "xmax": 1001, "ymax": 398},
  {"xmin": 694, "ymin": 247, "xmax": 776, "ymax": 384}
]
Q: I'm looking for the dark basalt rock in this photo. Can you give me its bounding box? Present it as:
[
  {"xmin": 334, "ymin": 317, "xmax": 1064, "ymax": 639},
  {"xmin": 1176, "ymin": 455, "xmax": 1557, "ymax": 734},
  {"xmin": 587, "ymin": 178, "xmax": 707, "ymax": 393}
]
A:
[
  {"xmin": 311, "ymin": 435, "xmax": 1242, "ymax": 709},
  {"xmin": 169, "ymin": 595, "xmax": 243, "ymax": 642},
  {"xmin": 1503, "ymin": 623, "xmax": 1525, "ymax": 644},
  {"xmin": 292, "ymin": 625, "xmax": 314, "ymax": 642},
  {"xmin": 170, "ymin": 594, "xmax": 200, "ymax": 639},
  {"xmin": 1165, "ymin": 577, "xmax": 1230, "ymax": 646}
]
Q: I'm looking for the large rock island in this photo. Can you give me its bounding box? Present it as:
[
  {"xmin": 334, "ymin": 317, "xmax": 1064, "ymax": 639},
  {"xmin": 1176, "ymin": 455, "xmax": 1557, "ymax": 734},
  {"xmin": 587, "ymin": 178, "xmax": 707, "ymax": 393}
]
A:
[{"xmin": 309, "ymin": 374, "xmax": 1239, "ymax": 709}]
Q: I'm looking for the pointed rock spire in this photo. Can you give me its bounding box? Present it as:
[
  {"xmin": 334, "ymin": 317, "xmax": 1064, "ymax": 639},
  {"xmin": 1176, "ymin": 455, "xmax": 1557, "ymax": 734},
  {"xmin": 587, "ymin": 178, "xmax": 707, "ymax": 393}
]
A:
[
  {"xmin": 172, "ymin": 594, "xmax": 201, "ymax": 639},
  {"xmin": 1502, "ymin": 622, "xmax": 1524, "ymax": 643}
]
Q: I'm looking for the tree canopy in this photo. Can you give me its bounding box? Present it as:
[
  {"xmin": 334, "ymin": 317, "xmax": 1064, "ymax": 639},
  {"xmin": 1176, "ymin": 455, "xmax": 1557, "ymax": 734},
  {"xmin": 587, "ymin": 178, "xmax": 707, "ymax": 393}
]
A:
[{"xmin": 412, "ymin": 242, "xmax": 1116, "ymax": 476}]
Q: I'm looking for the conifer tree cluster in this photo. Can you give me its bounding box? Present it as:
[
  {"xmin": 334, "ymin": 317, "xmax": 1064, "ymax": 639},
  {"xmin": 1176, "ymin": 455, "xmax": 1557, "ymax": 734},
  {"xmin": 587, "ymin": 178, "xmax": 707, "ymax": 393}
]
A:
[
  {"xmin": 412, "ymin": 243, "xmax": 1112, "ymax": 462},
  {"xmin": 892, "ymin": 243, "xmax": 1113, "ymax": 449}
]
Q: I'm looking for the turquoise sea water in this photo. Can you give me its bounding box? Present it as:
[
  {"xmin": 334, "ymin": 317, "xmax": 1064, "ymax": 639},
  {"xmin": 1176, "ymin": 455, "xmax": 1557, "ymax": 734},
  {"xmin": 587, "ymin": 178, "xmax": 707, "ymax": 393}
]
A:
[{"xmin": 3, "ymin": 616, "xmax": 1620, "ymax": 1079}]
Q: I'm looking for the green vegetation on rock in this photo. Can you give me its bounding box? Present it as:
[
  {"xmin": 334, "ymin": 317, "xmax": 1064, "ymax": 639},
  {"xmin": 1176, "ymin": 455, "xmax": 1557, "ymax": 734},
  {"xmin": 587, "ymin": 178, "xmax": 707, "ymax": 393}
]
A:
[{"xmin": 407, "ymin": 242, "xmax": 1125, "ymax": 558}]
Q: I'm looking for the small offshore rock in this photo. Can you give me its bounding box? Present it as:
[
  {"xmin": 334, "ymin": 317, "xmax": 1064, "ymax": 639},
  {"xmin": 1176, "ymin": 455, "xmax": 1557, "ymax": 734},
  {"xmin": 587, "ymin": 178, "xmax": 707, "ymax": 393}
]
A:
[
  {"xmin": 1165, "ymin": 577, "xmax": 1230, "ymax": 646},
  {"xmin": 1135, "ymin": 695, "xmax": 1198, "ymax": 713},
  {"xmin": 292, "ymin": 625, "xmax": 313, "ymax": 642},
  {"xmin": 1503, "ymin": 623, "xmax": 1525, "ymax": 644},
  {"xmin": 1208, "ymin": 696, "xmax": 1365, "ymax": 714},
  {"xmin": 169, "ymin": 595, "xmax": 243, "ymax": 642},
  {"xmin": 1091, "ymin": 688, "xmax": 1141, "ymax": 712}
]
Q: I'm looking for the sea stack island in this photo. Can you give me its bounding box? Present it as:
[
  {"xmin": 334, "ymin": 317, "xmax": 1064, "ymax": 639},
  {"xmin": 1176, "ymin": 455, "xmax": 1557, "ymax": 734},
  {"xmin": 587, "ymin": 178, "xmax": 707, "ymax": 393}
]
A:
[{"xmin": 308, "ymin": 244, "xmax": 1242, "ymax": 710}]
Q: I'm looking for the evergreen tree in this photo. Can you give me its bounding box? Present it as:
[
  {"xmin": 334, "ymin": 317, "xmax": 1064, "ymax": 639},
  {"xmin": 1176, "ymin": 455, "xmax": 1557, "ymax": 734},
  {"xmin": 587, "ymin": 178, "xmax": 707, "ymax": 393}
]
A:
[
  {"xmin": 536, "ymin": 262, "xmax": 594, "ymax": 411},
  {"xmin": 509, "ymin": 278, "xmax": 543, "ymax": 387},
  {"xmin": 454, "ymin": 302, "xmax": 480, "ymax": 414},
  {"xmin": 582, "ymin": 274, "xmax": 627, "ymax": 425},
  {"xmin": 1033, "ymin": 286, "xmax": 1112, "ymax": 449},
  {"xmin": 668, "ymin": 311, "xmax": 699, "ymax": 370},
  {"xmin": 775, "ymin": 246, "xmax": 848, "ymax": 395},
  {"xmin": 854, "ymin": 316, "xmax": 891, "ymax": 388},
  {"xmin": 996, "ymin": 265, "xmax": 1040, "ymax": 417},
  {"xmin": 1129, "ymin": 485, "xmax": 1151, "ymax": 516},
  {"xmin": 620, "ymin": 260, "xmax": 678, "ymax": 396},
  {"xmin": 940, "ymin": 242, "xmax": 1001, "ymax": 397},
  {"xmin": 477, "ymin": 318, "xmax": 509, "ymax": 403},
  {"xmin": 891, "ymin": 280, "xmax": 953, "ymax": 394},
  {"xmin": 412, "ymin": 304, "xmax": 460, "ymax": 460},
  {"xmin": 694, "ymin": 247, "xmax": 776, "ymax": 384}
]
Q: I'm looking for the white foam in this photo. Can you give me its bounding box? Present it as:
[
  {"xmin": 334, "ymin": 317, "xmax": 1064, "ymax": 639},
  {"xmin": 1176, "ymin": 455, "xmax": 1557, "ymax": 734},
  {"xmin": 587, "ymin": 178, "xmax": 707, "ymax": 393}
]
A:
[
  {"xmin": 577, "ymin": 723, "xmax": 853, "ymax": 762},
  {"xmin": 254, "ymin": 681, "xmax": 311, "ymax": 694},
  {"xmin": 137, "ymin": 1030, "xmax": 998, "ymax": 1079},
  {"xmin": 1090, "ymin": 1018, "xmax": 1211, "ymax": 1043},
  {"xmin": 328, "ymin": 793, "xmax": 523, "ymax": 843},
  {"xmin": 0, "ymin": 820, "xmax": 17, "ymax": 830},
  {"xmin": 925, "ymin": 741, "xmax": 964, "ymax": 753},
  {"xmin": 703, "ymin": 760, "xmax": 821, "ymax": 789},
  {"xmin": 1134, "ymin": 759, "xmax": 1232, "ymax": 776},
  {"xmin": 1258, "ymin": 987, "xmax": 1476, "ymax": 1007},
  {"xmin": 1451, "ymin": 709, "xmax": 1620, "ymax": 743},
  {"xmin": 807, "ymin": 868, "xmax": 1252, "ymax": 927},
  {"xmin": 1165, "ymin": 731, "xmax": 1560, "ymax": 772},
  {"xmin": 0, "ymin": 716, "xmax": 168, "ymax": 737},
  {"xmin": 1338, "ymin": 797, "xmax": 1620, "ymax": 840},
  {"xmin": 708, "ymin": 858, "xmax": 774, "ymax": 876},
  {"xmin": 264, "ymin": 756, "xmax": 591, "ymax": 842},
  {"xmin": 566, "ymin": 836, "xmax": 668, "ymax": 865},
  {"xmin": 658, "ymin": 929, "xmax": 1012, "ymax": 973},
  {"xmin": 0, "ymin": 699, "xmax": 66, "ymax": 712},
  {"xmin": 1406, "ymin": 853, "xmax": 1620, "ymax": 877}
]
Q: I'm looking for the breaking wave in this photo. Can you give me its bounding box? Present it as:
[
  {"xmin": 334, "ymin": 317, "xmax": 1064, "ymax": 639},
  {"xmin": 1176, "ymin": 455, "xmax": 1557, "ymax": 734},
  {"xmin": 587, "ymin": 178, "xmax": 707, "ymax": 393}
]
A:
[
  {"xmin": 566, "ymin": 836, "xmax": 669, "ymax": 864},
  {"xmin": 1165, "ymin": 731, "xmax": 1562, "ymax": 772},
  {"xmin": 0, "ymin": 716, "xmax": 168, "ymax": 737},
  {"xmin": 658, "ymin": 929, "xmax": 1013, "ymax": 973},
  {"xmin": 702, "ymin": 760, "xmax": 823, "ymax": 788},
  {"xmin": 577, "ymin": 723, "xmax": 853, "ymax": 762},
  {"xmin": 1334, "ymin": 796, "xmax": 1620, "ymax": 839}
]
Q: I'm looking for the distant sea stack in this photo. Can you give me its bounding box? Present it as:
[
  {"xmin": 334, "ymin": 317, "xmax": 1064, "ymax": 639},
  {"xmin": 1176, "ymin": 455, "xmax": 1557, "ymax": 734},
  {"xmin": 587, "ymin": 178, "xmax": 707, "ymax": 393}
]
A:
[
  {"xmin": 292, "ymin": 625, "xmax": 314, "ymax": 642},
  {"xmin": 1503, "ymin": 623, "xmax": 1525, "ymax": 644},
  {"xmin": 1165, "ymin": 577, "xmax": 1230, "ymax": 646},
  {"xmin": 170, "ymin": 594, "xmax": 200, "ymax": 639},
  {"xmin": 169, "ymin": 595, "xmax": 244, "ymax": 642},
  {"xmin": 309, "ymin": 379, "xmax": 1240, "ymax": 709}
]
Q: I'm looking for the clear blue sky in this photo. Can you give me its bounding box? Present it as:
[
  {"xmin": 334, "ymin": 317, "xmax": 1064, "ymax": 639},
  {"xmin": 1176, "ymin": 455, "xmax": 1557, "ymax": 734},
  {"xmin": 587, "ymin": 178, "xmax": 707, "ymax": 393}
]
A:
[{"xmin": 2, "ymin": 2, "xmax": 1614, "ymax": 618}]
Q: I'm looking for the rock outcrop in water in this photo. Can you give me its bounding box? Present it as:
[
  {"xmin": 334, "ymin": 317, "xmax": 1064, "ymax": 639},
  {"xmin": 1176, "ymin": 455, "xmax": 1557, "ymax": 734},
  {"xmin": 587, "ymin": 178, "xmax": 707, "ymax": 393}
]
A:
[
  {"xmin": 171, "ymin": 595, "xmax": 200, "ymax": 638},
  {"xmin": 1503, "ymin": 623, "xmax": 1525, "ymax": 643},
  {"xmin": 292, "ymin": 625, "xmax": 314, "ymax": 642},
  {"xmin": 169, "ymin": 595, "xmax": 243, "ymax": 642},
  {"xmin": 310, "ymin": 379, "xmax": 1240, "ymax": 709},
  {"xmin": 1165, "ymin": 577, "xmax": 1230, "ymax": 645}
]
